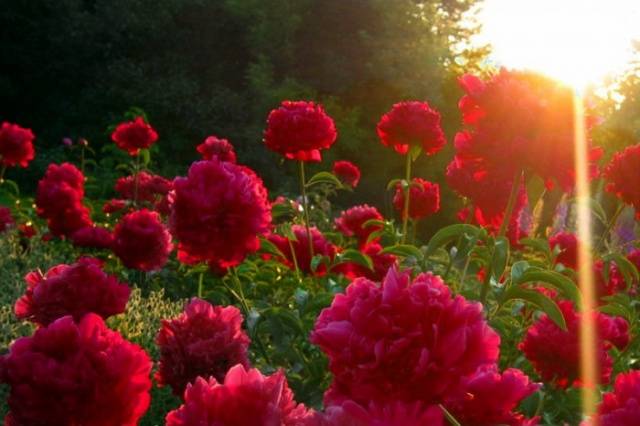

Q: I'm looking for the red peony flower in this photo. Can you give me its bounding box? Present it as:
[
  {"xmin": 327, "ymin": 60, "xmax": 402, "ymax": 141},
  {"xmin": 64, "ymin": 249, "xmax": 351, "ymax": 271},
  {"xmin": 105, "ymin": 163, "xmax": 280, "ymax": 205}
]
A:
[
  {"xmin": 264, "ymin": 100, "xmax": 337, "ymax": 162},
  {"xmin": 170, "ymin": 159, "xmax": 271, "ymax": 266},
  {"xmin": 393, "ymin": 178, "xmax": 440, "ymax": 220},
  {"xmin": 111, "ymin": 116, "xmax": 158, "ymax": 156},
  {"xmin": 593, "ymin": 370, "xmax": 640, "ymax": 425},
  {"xmin": 267, "ymin": 225, "xmax": 337, "ymax": 275},
  {"xmin": 549, "ymin": 232, "xmax": 578, "ymax": 269},
  {"xmin": 0, "ymin": 122, "xmax": 35, "ymax": 168},
  {"xmin": 70, "ymin": 225, "xmax": 114, "ymax": 249},
  {"xmin": 156, "ymin": 298, "xmax": 251, "ymax": 396},
  {"xmin": 115, "ymin": 171, "xmax": 173, "ymax": 214},
  {"xmin": 332, "ymin": 160, "xmax": 361, "ymax": 188},
  {"xmin": 322, "ymin": 400, "xmax": 444, "ymax": 426},
  {"xmin": 444, "ymin": 365, "xmax": 540, "ymax": 426},
  {"xmin": 14, "ymin": 257, "xmax": 130, "ymax": 326},
  {"xmin": 594, "ymin": 250, "xmax": 640, "ymax": 301},
  {"xmin": 0, "ymin": 205, "xmax": 14, "ymax": 233},
  {"xmin": 519, "ymin": 301, "xmax": 629, "ymax": 388},
  {"xmin": 112, "ymin": 209, "xmax": 173, "ymax": 271},
  {"xmin": 604, "ymin": 143, "xmax": 640, "ymax": 217},
  {"xmin": 36, "ymin": 162, "xmax": 93, "ymax": 237},
  {"xmin": 103, "ymin": 198, "xmax": 128, "ymax": 214},
  {"xmin": 376, "ymin": 101, "xmax": 446, "ymax": 155},
  {"xmin": 0, "ymin": 314, "xmax": 152, "ymax": 425},
  {"xmin": 335, "ymin": 204, "xmax": 383, "ymax": 247},
  {"xmin": 165, "ymin": 364, "xmax": 317, "ymax": 426},
  {"xmin": 311, "ymin": 267, "xmax": 500, "ymax": 406},
  {"xmin": 197, "ymin": 135, "xmax": 237, "ymax": 163},
  {"xmin": 332, "ymin": 243, "xmax": 397, "ymax": 282},
  {"xmin": 18, "ymin": 223, "xmax": 36, "ymax": 238}
]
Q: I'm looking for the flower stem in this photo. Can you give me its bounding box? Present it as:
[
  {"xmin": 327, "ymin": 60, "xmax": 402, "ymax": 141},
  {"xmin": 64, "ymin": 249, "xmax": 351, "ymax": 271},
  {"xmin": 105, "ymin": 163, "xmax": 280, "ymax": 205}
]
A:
[
  {"xmin": 401, "ymin": 153, "xmax": 412, "ymax": 244},
  {"xmin": 595, "ymin": 203, "xmax": 624, "ymax": 253},
  {"xmin": 197, "ymin": 271, "xmax": 204, "ymax": 298},
  {"xmin": 498, "ymin": 170, "xmax": 523, "ymax": 238},
  {"xmin": 133, "ymin": 154, "xmax": 141, "ymax": 207},
  {"xmin": 298, "ymin": 160, "xmax": 314, "ymax": 259}
]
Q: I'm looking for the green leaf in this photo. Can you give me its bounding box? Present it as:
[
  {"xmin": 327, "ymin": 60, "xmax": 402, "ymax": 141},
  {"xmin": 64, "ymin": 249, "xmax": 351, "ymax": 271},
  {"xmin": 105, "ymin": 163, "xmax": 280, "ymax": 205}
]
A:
[
  {"xmin": 0, "ymin": 179, "xmax": 20, "ymax": 197},
  {"xmin": 361, "ymin": 219, "xmax": 385, "ymax": 229},
  {"xmin": 386, "ymin": 178, "xmax": 403, "ymax": 191},
  {"xmin": 310, "ymin": 255, "xmax": 330, "ymax": 273},
  {"xmin": 602, "ymin": 253, "xmax": 640, "ymax": 291},
  {"xmin": 514, "ymin": 268, "xmax": 580, "ymax": 304},
  {"xmin": 510, "ymin": 260, "xmax": 530, "ymax": 282},
  {"xmin": 305, "ymin": 171, "xmax": 342, "ymax": 188},
  {"xmin": 334, "ymin": 249, "xmax": 373, "ymax": 270},
  {"xmin": 502, "ymin": 286, "xmax": 567, "ymax": 330},
  {"xmin": 425, "ymin": 224, "xmax": 484, "ymax": 255},
  {"xmin": 569, "ymin": 197, "xmax": 607, "ymax": 225},
  {"xmin": 491, "ymin": 237, "xmax": 510, "ymax": 281},
  {"xmin": 409, "ymin": 145, "xmax": 422, "ymax": 161},
  {"xmin": 380, "ymin": 244, "xmax": 423, "ymax": 259},
  {"xmin": 259, "ymin": 237, "xmax": 286, "ymax": 259},
  {"xmin": 526, "ymin": 175, "xmax": 546, "ymax": 210},
  {"xmin": 272, "ymin": 201, "xmax": 296, "ymax": 219},
  {"xmin": 139, "ymin": 149, "xmax": 151, "ymax": 167},
  {"xmin": 520, "ymin": 238, "xmax": 552, "ymax": 261}
]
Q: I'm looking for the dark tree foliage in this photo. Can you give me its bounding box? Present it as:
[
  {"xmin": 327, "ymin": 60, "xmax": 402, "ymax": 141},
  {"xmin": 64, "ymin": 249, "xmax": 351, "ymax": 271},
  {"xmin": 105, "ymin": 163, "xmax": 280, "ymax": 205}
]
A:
[{"xmin": 0, "ymin": 0, "xmax": 483, "ymax": 228}]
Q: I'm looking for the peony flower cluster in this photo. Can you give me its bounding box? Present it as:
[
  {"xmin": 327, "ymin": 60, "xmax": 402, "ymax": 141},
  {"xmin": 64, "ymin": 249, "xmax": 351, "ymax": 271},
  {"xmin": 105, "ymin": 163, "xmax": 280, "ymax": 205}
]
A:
[
  {"xmin": 71, "ymin": 225, "xmax": 114, "ymax": 249},
  {"xmin": 36, "ymin": 162, "xmax": 92, "ymax": 237},
  {"xmin": 0, "ymin": 205, "xmax": 14, "ymax": 233},
  {"xmin": 322, "ymin": 400, "xmax": 444, "ymax": 425},
  {"xmin": 197, "ymin": 135, "xmax": 237, "ymax": 163},
  {"xmin": 112, "ymin": 209, "xmax": 173, "ymax": 271},
  {"xmin": 392, "ymin": 178, "xmax": 440, "ymax": 220},
  {"xmin": 604, "ymin": 143, "xmax": 640, "ymax": 218},
  {"xmin": 264, "ymin": 100, "xmax": 337, "ymax": 162},
  {"xmin": 111, "ymin": 116, "xmax": 158, "ymax": 155},
  {"xmin": 268, "ymin": 225, "xmax": 337, "ymax": 274},
  {"xmin": 165, "ymin": 365, "xmax": 317, "ymax": 425},
  {"xmin": 0, "ymin": 121, "xmax": 35, "ymax": 168},
  {"xmin": 156, "ymin": 298, "xmax": 251, "ymax": 396},
  {"xmin": 311, "ymin": 267, "xmax": 501, "ymax": 406},
  {"xmin": 593, "ymin": 370, "xmax": 640, "ymax": 425},
  {"xmin": 115, "ymin": 171, "xmax": 173, "ymax": 214},
  {"xmin": 332, "ymin": 160, "xmax": 360, "ymax": 188},
  {"xmin": 520, "ymin": 300, "xmax": 629, "ymax": 388},
  {"xmin": 170, "ymin": 159, "xmax": 271, "ymax": 268},
  {"xmin": 376, "ymin": 101, "xmax": 446, "ymax": 155},
  {"xmin": 0, "ymin": 314, "xmax": 152, "ymax": 425},
  {"xmin": 334, "ymin": 204, "xmax": 383, "ymax": 247},
  {"xmin": 14, "ymin": 257, "xmax": 130, "ymax": 326}
]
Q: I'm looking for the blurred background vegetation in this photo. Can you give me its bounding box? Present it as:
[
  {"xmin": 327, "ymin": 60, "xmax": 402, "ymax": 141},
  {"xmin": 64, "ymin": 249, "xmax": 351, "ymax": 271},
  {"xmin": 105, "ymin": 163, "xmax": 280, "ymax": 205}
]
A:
[{"xmin": 1, "ymin": 0, "xmax": 638, "ymax": 234}]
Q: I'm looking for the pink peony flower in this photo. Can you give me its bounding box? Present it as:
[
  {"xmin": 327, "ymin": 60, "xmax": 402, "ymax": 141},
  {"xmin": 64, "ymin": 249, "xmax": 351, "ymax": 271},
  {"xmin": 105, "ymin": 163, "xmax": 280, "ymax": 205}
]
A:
[
  {"xmin": 593, "ymin": 370, "xmax": 640, "ymax": 425},
  {"xmin": 376, "ymin": 101, "xmax": 446, "ymax": 155},
  {"xmin": 322, "ymin": 400, "xmax": 444, "ymax": 425},
  {"xmin": 264, "ymin": 100, "xmax": 337, "ymax": 162},
  {"xmin": 267, "ymin": 225, "xmax": 337, "ymax": 275},
  {"xmin": 165, "ymin": 364, "xmax": 317, "ymax": 426},
  {"xmin": 334, "ymin": 204, "xmax": 383, "ymax": 247},
  {"xmin": 197, "ymin": 135, "xmax": 237, "ymax": 163},
  {"xmin": 71, "ymin": 226, "xmax": 114, "ymax": 250},
  {"xmin": 156, "ymin": 298, "xmax": 251, "ymax": 396},
  {"xmin": 311, "ymin": 267, "xmax": 500, "ymax": 406},
  {"xmin": 393, "ymin": 178, "xmax": 440, "ymax": 220},
  {"xmin": 170, "ymin": 159, "xmax": 271, "ymax": 266},
  {"xmin": 0, "ymin": 121, "xmax": 35, "ymax": 168},
  {"xmin": 332, "ymin": 160, "xmax": 361, "ymax": 188},
  {"xmin": 112, "ymin": 209, "xmax": 173, "ymax": 271},
  {"xmin": 0, "ymin": 314, "xmax": 152, "ymax": 425},
  {"xmin": 111, "ymin": 116, "xmax": 158, "ymax": 156},
  {"xmin": 14, "ymin": 257, "xmax": 130, "ymax": 326}
]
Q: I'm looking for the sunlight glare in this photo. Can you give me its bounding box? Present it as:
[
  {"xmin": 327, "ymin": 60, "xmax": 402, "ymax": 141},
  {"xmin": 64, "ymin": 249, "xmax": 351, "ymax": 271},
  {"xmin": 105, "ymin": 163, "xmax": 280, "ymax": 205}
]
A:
[{"xmin": 478, "ymin": 0, "xmax": 640, "ymax": 88}]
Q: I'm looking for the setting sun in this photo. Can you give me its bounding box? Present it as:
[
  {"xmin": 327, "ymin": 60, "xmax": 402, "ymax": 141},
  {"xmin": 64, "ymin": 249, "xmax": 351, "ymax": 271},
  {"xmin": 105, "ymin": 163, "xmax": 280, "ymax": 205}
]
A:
[{"xmin": 478, "ymin": 0, "xmax": 640, "ymax": 88}]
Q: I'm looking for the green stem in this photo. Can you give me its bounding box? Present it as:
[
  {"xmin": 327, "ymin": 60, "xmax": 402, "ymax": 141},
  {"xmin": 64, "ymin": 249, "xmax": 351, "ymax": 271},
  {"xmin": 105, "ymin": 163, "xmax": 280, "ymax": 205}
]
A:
[
  {"xmin": 595, "ymin": 203, "xmax": 624, "ymax": 253},
  {"xmin": 298, "ymin": 160, "xmax": 314, "ymax": 259},
  {"xmin": 197, "ymin": 271, "xmax": 204, "ymax": 298},
  {"xmin": 401, "ymin": 153, "xmax": 412, "ymax": 244},
  {"xmin": 498, "ymin": 170, "xmax": 523, "ymax": 238},
  {"xmin": 287, "ymin": 237, "xmax": 302, "ymax": 280}
]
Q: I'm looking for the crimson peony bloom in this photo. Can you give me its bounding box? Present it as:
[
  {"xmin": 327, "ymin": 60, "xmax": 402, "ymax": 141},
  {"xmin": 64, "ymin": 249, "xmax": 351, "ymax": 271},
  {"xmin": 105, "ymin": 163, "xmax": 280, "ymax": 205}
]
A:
[
  {"xmin": 593, "ymin": 370, "xmax": 640, "ymax": 425},
  {"xmin": 165, "ymin": 364, "xmax": 317, "ymax": 426},
  {"xmin": 14, "ymin": 257, "xmax": 130, "ymax": 326},
  {"xmin": 549, "ymin": 232, "xmax": 578, "ymax": 269},
  {"xmin": 0, "ymin": 314, "xmax": 152, "ymax": 425},
  {"xmin": 156, "ymin": 298, "xmax": 251, "ymax": 396},
  {"xmin": 18, "ymin": 223, "xmax": 36, "ymax": 238},
  {"xmin": 335, "ymin": 204, "xmax": 383, "ymax": 247},
  {"xmin": 71, "ymin": 226, "xmax": 114, "ymax": 249},
  {"xmin": 392, "ymin": 178, "xmax": 440, "ymax": 220},
  {"xmin": 519, "ymin": 301, "xmax": 629, "ymax": 388},
  {"xmin": 444, "ymin": 365, "xmax": 540, "ymax": 426},
  {"xmin": 594, "ymin": 249, "xmax": 640, "ymax": 300},
  {"xmin": 264, "ymin": 100, "xmax": 337, "ymax": 162},
  {"xmin": 170, "ymin": 159, "xmax": 271, "ymax": 266},
  {"xmin": 197, "ymin": 135, "xmax": 237, "ymax": 163},
  {"xmin": 311, "ymin": 267, "xmax": 500, "ymax": 406},
  {"xmin": 322, "ymin": 400, "xmax": 444, "ymax": 426},
  {"xmin": 111, "ymin": 116, "xmax": 158, "ymax": 156},
  {"xmin": 0, "ymin": 205, "xmax": 14, "ymax": 232},
  {"xmin": 0, "ymin": 121, "xmax": 35, "ymax": 168},
  {"xmin": 332, "ymin": 243, "xmax": 397, "ymax": 282},
  {"xmin": 36, "ymin": 162, "xmax": 93, "ymax": 237},
  {"xmin": 604, "ymin": 143, "xmax": 640, "ymax": 217},
  {"xmin": 267, "ymin": 225, "xmax": 337, "ymax": 275},
  {"xmin": 115, "ymin": 171, "xmax": 173, "ymax": 214},
  {"xmin": 376, "ymin": 101, "xmax": 446, "ymax": 155},
  {"xmin": 103, "ymin": 198, "xmax": 128, "ymax": 214},
  {"xmin": 332, "ymin": 160, "xmax": 361, "ymax": 188},
  {"xmin": 112, "ymin": 209, "xmax": 173, "ymax": 271}
]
